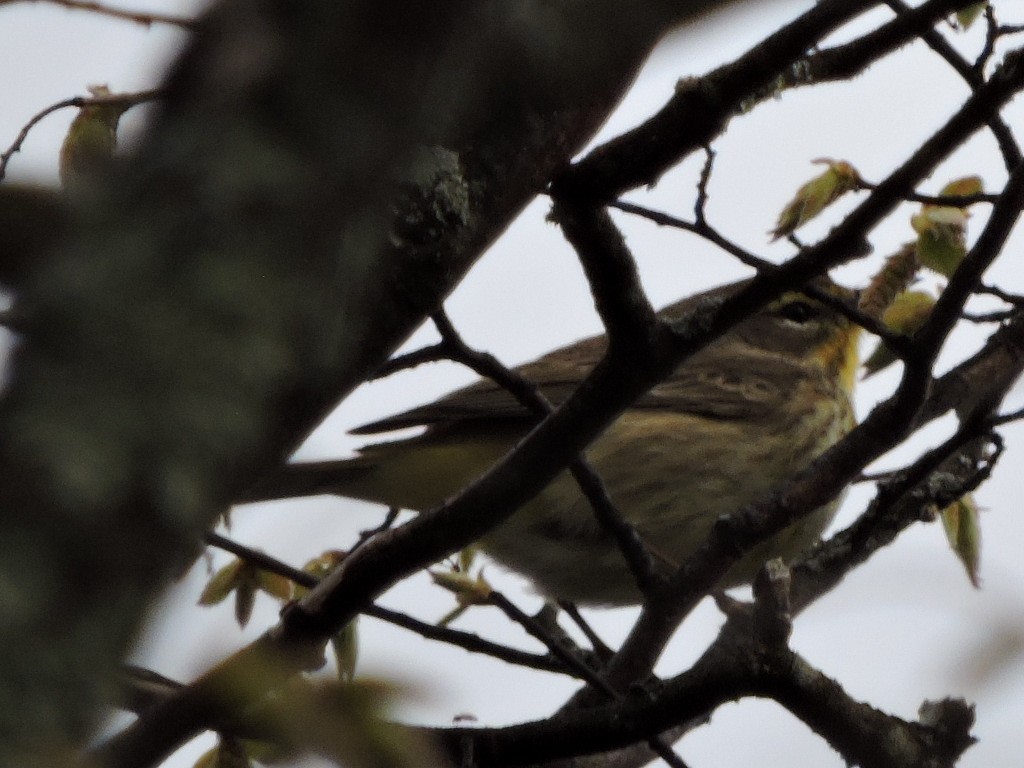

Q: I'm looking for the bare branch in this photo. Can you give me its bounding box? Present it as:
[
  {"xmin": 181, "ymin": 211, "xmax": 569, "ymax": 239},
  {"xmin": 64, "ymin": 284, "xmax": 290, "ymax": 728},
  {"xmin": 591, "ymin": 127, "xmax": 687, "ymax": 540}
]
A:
[
  {"xmin": 1, "ymin": 0, "xmax": 194, "ymax": 28},
  {"xmin": 599, "ymin": 56, "xmax": 1024, "ymax": 691},
  {"xmin": 430, "ymin": 610, "xmax": 974, "ymax": 768},
  {"xmin": 885, "ymin": 0, "xmax": 1023, "ymax": 169},
  {"xmin": 203, "ymin": 531, "xmax": 571, "ymax": 675},
  {"xmin": 0, "ymin": 88, "xmax": 160, "ymax": 181}
]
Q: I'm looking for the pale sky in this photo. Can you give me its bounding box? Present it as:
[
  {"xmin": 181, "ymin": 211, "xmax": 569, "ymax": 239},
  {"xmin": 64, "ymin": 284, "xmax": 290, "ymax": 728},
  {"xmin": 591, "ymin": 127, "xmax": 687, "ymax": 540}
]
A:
[{"xmin": 3, "ymin": 2, "xmax": 1024, "ymax": 767}]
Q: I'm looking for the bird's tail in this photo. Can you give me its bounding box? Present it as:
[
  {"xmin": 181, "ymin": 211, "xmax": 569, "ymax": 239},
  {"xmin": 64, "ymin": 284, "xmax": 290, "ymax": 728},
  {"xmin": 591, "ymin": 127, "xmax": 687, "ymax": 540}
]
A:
[{"xmin": 238, "ymin": 459, "xmax": 373, "ymax": 504}]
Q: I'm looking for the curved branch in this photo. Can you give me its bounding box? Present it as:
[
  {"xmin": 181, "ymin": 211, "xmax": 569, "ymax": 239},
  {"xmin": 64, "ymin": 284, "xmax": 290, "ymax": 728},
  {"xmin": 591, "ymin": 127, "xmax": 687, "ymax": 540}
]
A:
[
  {"xmin": 428, "ymin": 614, "xmax": 973, "ymax": 768},
  {"xmin": 0, "ymin": 88, "xmax": 159, "ymax": 181},
  {"xmin": 554, "ymin": 0, "xmax": 987, "ymax": 202},
  {"xmin": 0, "ymin": 0, "xmax": 195, "ymax": 28},
  {"xmin": 886, "ymin": 0, "xmax": 1023, "ymax": 169}
]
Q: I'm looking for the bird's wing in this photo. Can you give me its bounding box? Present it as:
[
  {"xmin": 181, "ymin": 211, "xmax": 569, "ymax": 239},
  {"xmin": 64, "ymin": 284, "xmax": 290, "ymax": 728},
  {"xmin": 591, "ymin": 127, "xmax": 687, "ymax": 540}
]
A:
[
  {"xmin": 352, "ymin": 332, "xmax": 795, "ymax": 435},
  {"xmin": 637, "ymin": 353, "xmax": 799, "ymax": 421},
  {"xmin": 351, "ymin": 335, "xmax": 606, "ymax": 434}
]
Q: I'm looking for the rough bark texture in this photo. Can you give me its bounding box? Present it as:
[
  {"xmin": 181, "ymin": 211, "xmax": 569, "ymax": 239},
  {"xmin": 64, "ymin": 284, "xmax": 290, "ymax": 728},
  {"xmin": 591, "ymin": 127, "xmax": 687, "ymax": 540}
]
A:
[{"xmin": 0, "ymin": 0, "xmax": 728, "ymax": 760}]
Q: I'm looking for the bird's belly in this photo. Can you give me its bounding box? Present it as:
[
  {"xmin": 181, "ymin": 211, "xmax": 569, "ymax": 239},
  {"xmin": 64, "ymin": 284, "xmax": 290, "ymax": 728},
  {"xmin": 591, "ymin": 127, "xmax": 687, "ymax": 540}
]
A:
[{"xmin": 481, "ymin": 406, "xmax": 851, "ymax": 605}]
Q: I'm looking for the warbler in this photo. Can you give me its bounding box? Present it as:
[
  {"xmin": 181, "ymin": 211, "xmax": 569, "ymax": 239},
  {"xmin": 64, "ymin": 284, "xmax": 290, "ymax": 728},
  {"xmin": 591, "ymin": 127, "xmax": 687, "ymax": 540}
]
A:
[{"xmin": 251, "ymin": 278, "xmax": 861, "ymax": 605}]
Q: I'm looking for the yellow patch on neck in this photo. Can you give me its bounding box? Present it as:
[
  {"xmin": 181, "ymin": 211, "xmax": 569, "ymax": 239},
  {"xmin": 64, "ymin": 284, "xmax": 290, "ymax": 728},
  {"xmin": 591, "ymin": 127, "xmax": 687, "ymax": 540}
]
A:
[
  {"xmin": 837, "ymin": 326, "xmax": 862, "ymax": 396},
  {"xmin": 816, "ymin": 324, "xmax": 862, "ymax": 397}
]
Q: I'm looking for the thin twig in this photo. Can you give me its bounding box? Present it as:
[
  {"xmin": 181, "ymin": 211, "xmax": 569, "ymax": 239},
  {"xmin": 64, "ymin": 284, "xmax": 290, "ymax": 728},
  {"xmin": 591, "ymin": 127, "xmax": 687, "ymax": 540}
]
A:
[
  {"xmin": 991, "ymin": 405, "xmax": 1024, "ymax": 426},
  {"xmin": 5, "ymin": 0, "xmax": 195, "ymax": 28},
  {"xmin": 0, "ymin": 98, "xmax": 80, "ymax": 181},
  {"xmin": 350, "ymin": 506, "xmax": 401, "ymax": 555},
  {"xmin": 558, "ymin": 600, "xmax": 614, "ymax": 660},
  {"xmin": 609, "ymin": 198, "xmax": 771, "ymax": 271},
  {"xmin": 489, "ymin": 592, "xmax": 690, "ymax": 768},
  {"xmin": 554, "ymin": 0, "xmax": 896, "ymax": 201},
  {"xmin": 963, "ymin": 309, "xmax": 1016, "ymax": 323},
  {"xmin": 366, "ymin": 603, "xmax": 570, "ymax": 675},
  {"xmin": 430, "ymin": 307, "xmax": 664, "ymax": 598},
  {"xmin": 693, "ymin": 146, "xmax": 715, "ymax": 225},
  {"xmin": 203, "ymin": 531, "xmax": 569, "ymax": 674},
  {"xmin": 885, "ymin": 0, "xmax": 1023, "ymax": 169},
  {"xmin": 977, "ymin": 282, "xmax": 1024, "ymax": 305},
  {"xmin": 739, "ymin": 0, "xmax": 993, "ymax": 106},
  {"xmin": 0, "ymin": 88, "xmax": 161, "ymax": 181},
  {"xmin": 790, "ymin": 422, "xmax": 1003, "ymax": 614},
  {"xmin": 205, "ymin": 531, "xmax": 315, "ymax": 587},
  {"xmin": 974, "ymin": 4, "xmax": 999, "ymax": 74},
  {"xmin": 370, "ymin": 343, "xmax": 449, "ymax": 380},
  {"xmin": 857, "ymin": 179, "xmax": 1000, "ymax": 206},
  {"xmin": 608, "ymin": 198, "xmax": 915, "ymax": 354}
]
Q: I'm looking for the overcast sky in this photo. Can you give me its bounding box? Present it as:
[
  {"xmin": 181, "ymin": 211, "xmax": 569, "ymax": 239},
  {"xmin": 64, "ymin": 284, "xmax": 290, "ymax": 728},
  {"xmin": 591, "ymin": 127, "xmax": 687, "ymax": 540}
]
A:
[{"xmin": 3, "ymin": 2, "xmax": 1024, "ymax": 767}]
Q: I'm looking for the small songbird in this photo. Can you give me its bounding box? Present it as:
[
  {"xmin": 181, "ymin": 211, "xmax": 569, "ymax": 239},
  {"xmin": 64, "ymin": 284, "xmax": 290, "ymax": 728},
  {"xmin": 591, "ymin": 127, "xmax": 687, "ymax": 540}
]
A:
[{"xmin": 249, "ymin": 278, "xmax": 861, "ymax": 605}]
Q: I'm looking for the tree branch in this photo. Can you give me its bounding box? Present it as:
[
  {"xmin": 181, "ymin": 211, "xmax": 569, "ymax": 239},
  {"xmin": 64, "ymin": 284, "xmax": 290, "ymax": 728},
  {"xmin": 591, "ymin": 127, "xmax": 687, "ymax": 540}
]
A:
[
  {"xmin": 1, "ymin": 0, "xmax": 194, "ymax": 28},
  {"xmin": 429, "ymin": 607, "xmax": 974, "ymax": 767},
  {"xmin": 551, "ymin": 0, "xmax": 987, "ymax": 202},
  {"xmin": 599, "ymin": 65, "xmax": 1024, "ymax": 690}
]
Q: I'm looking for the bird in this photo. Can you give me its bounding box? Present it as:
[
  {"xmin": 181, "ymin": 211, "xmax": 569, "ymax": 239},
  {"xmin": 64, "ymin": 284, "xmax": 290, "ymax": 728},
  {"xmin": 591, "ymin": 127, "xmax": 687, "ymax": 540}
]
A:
[{"xmin": 246, "ymin": 278, "xmax": 861, "ymax": 605}]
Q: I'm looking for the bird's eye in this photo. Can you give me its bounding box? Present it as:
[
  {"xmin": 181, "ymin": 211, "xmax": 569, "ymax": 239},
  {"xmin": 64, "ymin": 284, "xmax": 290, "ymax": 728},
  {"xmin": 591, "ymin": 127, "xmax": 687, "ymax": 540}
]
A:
[{"xmin": 779, "ymin": 300, "xmax": 816, "ymax": 324}]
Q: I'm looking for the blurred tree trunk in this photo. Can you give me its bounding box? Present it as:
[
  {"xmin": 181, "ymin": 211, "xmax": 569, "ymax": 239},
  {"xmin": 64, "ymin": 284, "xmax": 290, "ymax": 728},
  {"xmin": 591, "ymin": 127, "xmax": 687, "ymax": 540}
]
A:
[{"xmin": 0, "ymin": 0, "xmax": 730, "ymax": 761}]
